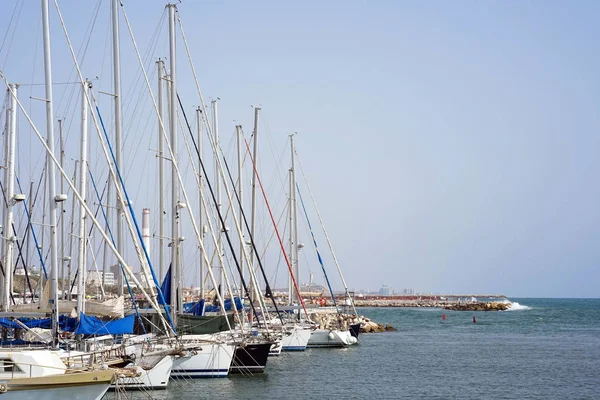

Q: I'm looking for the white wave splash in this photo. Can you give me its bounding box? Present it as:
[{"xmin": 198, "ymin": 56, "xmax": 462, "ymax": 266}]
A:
[{"xmin": 504, "ymin": 301, "xmax": 531, "ymax": 311}]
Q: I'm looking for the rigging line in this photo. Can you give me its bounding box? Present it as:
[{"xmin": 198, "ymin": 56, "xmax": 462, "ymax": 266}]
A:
[
  {"xmin": 216, "ymin": 128, "xmax": 285, "ymax": 324},
  {"xmin": 296, "ymin": 151, "xmax": 358, "ymax": 317},
  {"xmin": 0, "ymin": 0, "xmax": 20, "ymax": 55},
  {"xmin": 50, "ymin": 0, "xmax": 172, "ymax": 330},
  {"xmin": 0, "ymin": 178, "xmax": 33, "ymax": 304},
  {"xmin": 0, "ymin": 0, "xmax": 24, "ymax": 69},
  {"xmin": 242, "ymin": 135, "xmax": 310, "ymax": 320},
  {"xmin": 16, "ymin": 176, "xmax": 48, "ymax": 279},
  {"xmin": 118, "ymin": 1, "xmax": 233, "ymax": 331},
  {"xmin": 269, "ymin": 215, "xmax": 289, "ymax": 289},
  {"xmin": 1, "ymin": 73, "xmax": 168, "ymax": 336},
  {"xmin": 68, "ymin": 172, "xmax": 106, "ymax": 294},
  {"xmin": 176, "ymin": 94, "xmax": 264, "ymax": 329},
  {"xmin": 55, "ymin": 0, "xmax": 102, "ymax": 140},
  {"xmin": 296, "ymin": 182, "xmax": 340, "ymax": 315},
  {"xmin": 177, "ymin": 111, "xmax": 246, "ymax": 278},
  {"xmin": 18, "ymin": 82, "xmax": 83, "ymax": 87},
  {"xmin": 86, "ymin": 164, "xmax": 146, "ymax": 335},
  {"xmin": 87, "ymin": 238, "xmax": 106, "ymax": 301},
  {"xmin": 29, "ymin": 14, "xmax": 41, "ymax": 180},
  {"xmin": 94, "ymin": 103, "xmax": 173, "ymax": 334},
  {"xmin": 258, "ymin": 198, "xmax": 289, "ymax": 274},
  {"xmin": 260, "ymin": 112, "xmax": 289, "ymax": 193}
]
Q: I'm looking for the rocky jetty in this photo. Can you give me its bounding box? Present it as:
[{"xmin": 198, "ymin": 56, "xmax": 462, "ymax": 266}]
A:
[
  {"xmin": 443, "ymin": 301, "xmax": 509, "ymax": 311},
  {"xmin": 308, "ymin": 312, "xmax": 396, "ymax": 333}
]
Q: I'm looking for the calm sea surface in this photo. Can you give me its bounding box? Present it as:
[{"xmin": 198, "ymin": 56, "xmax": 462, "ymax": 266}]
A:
[{"xmin": 116, "ymin": 298, "xmax": 600, "ymax": 399}]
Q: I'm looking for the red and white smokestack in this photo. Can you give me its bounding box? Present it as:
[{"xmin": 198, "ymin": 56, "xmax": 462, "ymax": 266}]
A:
[{"xmin": 142, "ymin": 208, "xmax": 150, "ymax": 253}]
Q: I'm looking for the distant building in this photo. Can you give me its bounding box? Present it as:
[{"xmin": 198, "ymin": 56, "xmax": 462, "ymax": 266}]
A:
[
  {"xmin": 403, "ymin": 288, "xmax": 415, "ymax": 295},
  {"xmin": 379, "ymin": 285, "xmax": 391, "ymax": 296},
  {"xmin": 87, "ymin": 271, "xmax": 115, "ymax": 286},
  {"xmin": 134, "ymin": 271, "xmax": 153, "ymax": 288}
]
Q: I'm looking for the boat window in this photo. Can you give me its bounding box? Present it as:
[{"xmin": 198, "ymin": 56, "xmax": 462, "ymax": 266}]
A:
[{"xmin": 0, "ymin": 358, "xmax": 22, "ymax": 373}]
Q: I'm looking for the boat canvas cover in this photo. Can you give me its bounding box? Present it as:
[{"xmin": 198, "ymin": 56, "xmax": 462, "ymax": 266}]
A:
[
  {"xmin": 160, "ymin": 266, "xmax": 172, "ymax": 305},
  {"xmin": 19, "ymin": 315, "xmax": 78, "ymax": 331},
  {"xmin": 9, "ymin": 282, "xmax": 125, "ymax": 317},
  {"xmin": 203, "ymin": 297, "xmax": 244, "ymax": 313},
  {"xmin": 183, "ymin": 298, "xmax": 205, "ymax": 315},
  {"xmin": 74, "ymin": 313, "xmax": 135, "ymax": 335}
]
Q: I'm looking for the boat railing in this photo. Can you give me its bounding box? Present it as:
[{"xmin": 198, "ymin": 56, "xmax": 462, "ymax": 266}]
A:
[
  {"xmin": 3, "ymin": 359, "xmax": 67, "ymax": 379},
  {"xmin": 62, "ymin": 346, "xmax": 127, "ymax": 369}
]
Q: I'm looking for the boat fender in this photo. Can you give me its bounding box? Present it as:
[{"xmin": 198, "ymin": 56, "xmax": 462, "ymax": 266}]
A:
[
  {"xmin": 328, "ymin": 332, "xmax": 335, "ymax": 340},
  {"xmin": 347, "ymin": 336, "xmax": 358, "ymax": 344},
  {"xmin": 0, "ymin": 383, "xmax": 6, "ymax": 393}
]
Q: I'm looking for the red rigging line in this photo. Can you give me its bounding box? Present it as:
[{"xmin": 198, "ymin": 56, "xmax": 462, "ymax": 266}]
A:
[{"xmin": 243, "ymin": 136, "xmax": 309, "ymax": 320}]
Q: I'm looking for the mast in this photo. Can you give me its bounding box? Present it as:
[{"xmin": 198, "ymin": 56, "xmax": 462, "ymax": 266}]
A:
[
  {"xmin": 58, "ymin": 119, "xmax": 65, "ymax": 300},
  {"xmin": 236, "ymin": 124, "xmax": 244, "ymax": 299},
  {"xmin": 212, "ymin": 100, "xmax": 223, "ymax": 292},
  {"xmin": 157, "ymin": 58, "xmax": 165, "ymax": 281},
  {"xmin": 290, "ymin": 134, "xmax": 300, "ymax": 307},
  {"xmin": 249, "ymin": 107, "xmax": 259, "ymax": 307},
  {"xmin": 287, "ymin": 168, "xmax": 293, "ymax": 305},
  {"xmin": 76, "ymin": 80, "xmax": 90, "ymax": 317},
  {"xmin": 167, "ymin": 3, "xmax": 180, "ymax": 317},
  {"xmin": 27, "ymin": 181, "xmax": 33, "ymax": 302},
  {"xmin": 42, "ymin": 0, "xmax": 61, "ymax": 349},
  {"xmin": 111, "ymin": 0, "xmax": 124, "ymax": 297},
  {"xmin": 196, "ymin": 107, "xmax": 205, "ymax": 299},
  {"xmin": 2, "ymin": 84, "xmax": 17, "ymax": 311}
]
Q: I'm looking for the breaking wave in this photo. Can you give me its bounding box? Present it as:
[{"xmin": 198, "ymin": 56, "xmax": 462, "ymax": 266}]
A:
[{"xmin": 505, "ymin": 301, "xmax": 531, "ymax": 311}]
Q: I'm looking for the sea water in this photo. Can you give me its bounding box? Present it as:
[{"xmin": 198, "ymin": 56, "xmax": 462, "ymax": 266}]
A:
[{"xmin": 119, "ymin": 298, "xmax": 600, "ymax": 399}]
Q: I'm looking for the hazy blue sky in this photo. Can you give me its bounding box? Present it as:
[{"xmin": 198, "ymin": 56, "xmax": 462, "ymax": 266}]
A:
[{"xmin": 1, "ymin": 1, "xmax": 599, "ymax": 298}]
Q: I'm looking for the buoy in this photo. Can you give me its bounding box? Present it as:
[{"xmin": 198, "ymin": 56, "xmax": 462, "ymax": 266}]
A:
[
  {"xmin": 442, "ymin": 314, "xmax": 446, "ymax": 320},
  {"xmin": 472, "ymin": 316, "xmax": 476, "ymax": 323}
]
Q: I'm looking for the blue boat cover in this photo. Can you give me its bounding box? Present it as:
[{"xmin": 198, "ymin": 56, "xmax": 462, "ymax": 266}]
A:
[
  {"xmin": 19, "ymin": 316, "xmax": 78, "ymax": 331},
  {"xmin": 74, "ymin": 313, "xmax": 135, "ymax": 335},
  {"xmin": 0, "ymin": 318, "xmax": 18, "ymax": 329},
  {"xmin": 203, "ymin": 297, "xmax": 244, "ymax": 313},
  {"xmin": 160, "ymin": 265, "xmax": 172, "ymax": 305},
  {"xmin": 183, "ymin": 298, "xmax": 205, "ymax": 316}
]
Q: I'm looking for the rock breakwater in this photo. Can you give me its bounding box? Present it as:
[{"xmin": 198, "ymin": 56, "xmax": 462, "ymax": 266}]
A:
[{"xmin": 309, "ymin": 311, "xmax": 396, "ymax": 333}]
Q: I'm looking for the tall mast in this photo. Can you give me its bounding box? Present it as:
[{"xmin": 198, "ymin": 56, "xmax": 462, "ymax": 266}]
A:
[
  {"xmin": 236, "ymin": 124, "xmax": 244, "ymax": 299},
  {"xmin": 197, "ymin": 107, "xmax": 205, "ymax": 299},
  {"xmin": 42, "ymin": 0, "xmax": 60, "ymax": 349},
  {"xmin": 249, "ymin": 107, "xmax": 259, "ymax": 303},
  {"xmin": 287, "ymin": 167, "xmax": 293, "ymax": 306},
  {"xmin": 157, "ymin": 58, "xmax": 165, "ymax": 281},
  {"xmin": 111, "ymin": 0, "xmax": 124, "ymax": 296},
  {"xmin": 167, "ymin": 4, "xmax": 180, "ymax": 317},
  {"xmin": 212, "ymin": 100, "xmax": 223, "ymax": 291},
  {"xmin": 290, "ymin": 134, "xmax": 300, "ymax": 306},
  {"xmin": 58, "ymin": 119, "xmax": 65, "ymax": 299},
  {"xmin": 76, "ymin": 80, "xmax": 90, "ymax": 317},
  {"xmin": 2, "ymin": 84, "xmax": 17, "ymax": 311}
]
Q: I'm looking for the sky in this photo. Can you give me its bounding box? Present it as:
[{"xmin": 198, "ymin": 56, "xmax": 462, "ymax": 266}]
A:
[{"xmin": 0, "ymin": 0, "xmax": 599, "ymax": 298}]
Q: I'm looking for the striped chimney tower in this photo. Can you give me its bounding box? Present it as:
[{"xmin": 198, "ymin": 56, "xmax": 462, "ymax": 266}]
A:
[{"xmin": 142, "ymin": 208, "xmax": 151, "ymax": 258}]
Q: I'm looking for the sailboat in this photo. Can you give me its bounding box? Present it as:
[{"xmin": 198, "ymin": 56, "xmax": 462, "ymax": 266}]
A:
[{"xmin": 284, "ymin": 135, "xmax": 358, "ymax": 348}]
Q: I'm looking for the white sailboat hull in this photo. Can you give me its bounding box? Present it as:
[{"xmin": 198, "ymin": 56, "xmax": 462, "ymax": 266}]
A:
[
  {"xmin": 111, "ymin": 354, "xmax": 173, "ymax": 390},
  {"xmin": 171, "ymin": 340, "xmax": 234, "ymax": 379},
  {"xmin": 307, "ymin": 329, "xmax": 358, "ymax": 348},
  {"xmin": 0, "ymin": 382, "xmax": 109, "ymax": 400},
  {"xmin": 282, "ymin": 327, "xmax": 311, "ymax": 351},
  {"xmin": 0, "ymin": 369, "xmax": 114, "ymax": 400}
]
